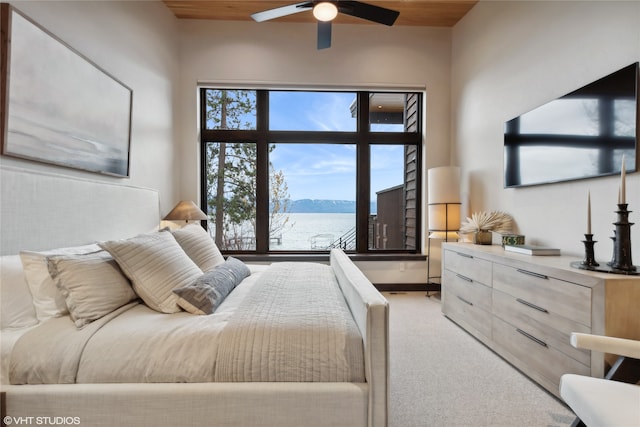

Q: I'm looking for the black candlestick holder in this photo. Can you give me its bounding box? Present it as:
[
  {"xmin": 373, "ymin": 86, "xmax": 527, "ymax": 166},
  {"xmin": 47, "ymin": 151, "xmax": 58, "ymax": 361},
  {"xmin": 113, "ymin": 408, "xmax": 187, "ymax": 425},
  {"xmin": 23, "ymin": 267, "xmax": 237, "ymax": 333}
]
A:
[
  {"xmin": 572, "ymin": 203, "xmax": 639, "ymax": 275},
  {"xmin": 608, "ymin": 229, "xmax": 617, "ymax": 267},
  {"xmin": 610, "ymin": 203, "xmax": 637, "ymax": 272},
  {"xmin": 581, "ymin": 234, "xmax": 599, "ymax": 267}
]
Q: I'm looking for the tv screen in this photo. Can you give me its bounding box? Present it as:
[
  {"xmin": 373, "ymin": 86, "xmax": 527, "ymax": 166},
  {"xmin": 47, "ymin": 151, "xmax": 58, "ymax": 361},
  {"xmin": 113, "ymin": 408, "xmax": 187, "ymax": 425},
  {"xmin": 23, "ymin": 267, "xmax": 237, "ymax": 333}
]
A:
[{"xmin": 504, "ymin": 62, "xmax": 638, "ymax": 188}]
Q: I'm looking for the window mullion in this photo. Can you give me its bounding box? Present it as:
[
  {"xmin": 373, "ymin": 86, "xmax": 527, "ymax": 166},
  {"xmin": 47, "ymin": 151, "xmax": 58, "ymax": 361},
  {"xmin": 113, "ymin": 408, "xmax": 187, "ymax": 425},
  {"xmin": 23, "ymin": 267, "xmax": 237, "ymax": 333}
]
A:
[
  {"xmin": 356, "ymin": 91, "xmax": 370, "ymax": 253},
  {"xmin": 267, "ymin": 131, "xmax": 359, "ymax": 144},
  {"xmin": 255, "ymin": 90, "xmax": 269, "ymax": 253},
  {"xmin": 199, "ymin": 88, "xmax": 210, "ymax": 228}
]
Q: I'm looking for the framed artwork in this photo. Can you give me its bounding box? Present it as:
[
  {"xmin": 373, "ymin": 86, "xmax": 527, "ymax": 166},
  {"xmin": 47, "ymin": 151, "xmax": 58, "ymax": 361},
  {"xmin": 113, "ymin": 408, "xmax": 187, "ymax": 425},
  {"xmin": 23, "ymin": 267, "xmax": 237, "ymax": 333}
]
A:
[{"xmin": 0, "ymin": 4, "xmax": 132, "ymax": 177}]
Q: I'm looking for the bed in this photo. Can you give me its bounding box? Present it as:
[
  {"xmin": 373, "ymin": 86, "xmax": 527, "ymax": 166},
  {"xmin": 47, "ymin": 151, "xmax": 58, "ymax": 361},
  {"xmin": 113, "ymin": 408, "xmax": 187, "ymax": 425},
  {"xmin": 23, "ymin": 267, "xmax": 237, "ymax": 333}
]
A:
[{"xmin": 0, "ymin": 167, "xmax": 389, "ymax": 427}]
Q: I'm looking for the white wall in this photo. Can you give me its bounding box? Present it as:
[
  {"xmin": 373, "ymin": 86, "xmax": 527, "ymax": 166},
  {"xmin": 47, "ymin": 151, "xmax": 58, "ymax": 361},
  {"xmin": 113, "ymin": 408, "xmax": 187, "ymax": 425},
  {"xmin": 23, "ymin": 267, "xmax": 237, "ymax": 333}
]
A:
[
  {"xmin": 0, "ymin": 1, "xmax": 180, "ymax": 215},
  {"xmin": 452, "ymin": 1, "xmax": 640, "ymax": 262},
  {"xmin": 175, "ymin": 20, "xmax": 454, "ymax": 283}
]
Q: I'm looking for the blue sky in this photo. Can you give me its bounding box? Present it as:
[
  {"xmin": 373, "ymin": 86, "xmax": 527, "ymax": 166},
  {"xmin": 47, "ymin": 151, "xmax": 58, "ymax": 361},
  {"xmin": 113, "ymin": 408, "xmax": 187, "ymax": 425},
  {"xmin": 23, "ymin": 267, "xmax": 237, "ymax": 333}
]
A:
[{"xmin": 268, "ymin": 91, "xmax": 405, "ymax": 201}]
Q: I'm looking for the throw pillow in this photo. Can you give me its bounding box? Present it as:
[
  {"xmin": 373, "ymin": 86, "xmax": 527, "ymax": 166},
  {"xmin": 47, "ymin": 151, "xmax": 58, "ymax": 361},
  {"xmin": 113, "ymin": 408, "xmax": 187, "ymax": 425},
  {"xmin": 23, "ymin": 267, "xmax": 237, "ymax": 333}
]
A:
[
  {"xmin": 99, "ymin": 231, "xmax": 202, "ymax": 313},
  {"xmin": 47, "ymin": 251, "xmax": 137, "ymax": 328},
  {"xmin": 172, "ymin": 223, "xmax": 224, "ymax": 272},
  {"xmin": 174, "ymin": 257, "xmax": 250, "ymax": 315},
  {"xmin": 20, "ymin": 243, "xmax": 102, "ymax": 321}
]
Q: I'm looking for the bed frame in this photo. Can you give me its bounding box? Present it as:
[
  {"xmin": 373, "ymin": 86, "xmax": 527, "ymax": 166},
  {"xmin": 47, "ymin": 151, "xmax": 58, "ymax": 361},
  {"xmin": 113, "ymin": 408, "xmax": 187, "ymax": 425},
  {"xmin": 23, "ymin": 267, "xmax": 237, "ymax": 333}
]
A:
[{"xmin": 0, "ymin": 166, "xmax": 389, "ymax": 427}]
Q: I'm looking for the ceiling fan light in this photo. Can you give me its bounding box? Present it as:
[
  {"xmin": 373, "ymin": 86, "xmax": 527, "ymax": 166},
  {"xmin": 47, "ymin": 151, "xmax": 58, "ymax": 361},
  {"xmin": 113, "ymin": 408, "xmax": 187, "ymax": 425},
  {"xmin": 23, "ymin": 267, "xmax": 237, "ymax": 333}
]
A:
[{"xmin": 313, "ymin": 2, "xmax": 338, "ymax": 22}]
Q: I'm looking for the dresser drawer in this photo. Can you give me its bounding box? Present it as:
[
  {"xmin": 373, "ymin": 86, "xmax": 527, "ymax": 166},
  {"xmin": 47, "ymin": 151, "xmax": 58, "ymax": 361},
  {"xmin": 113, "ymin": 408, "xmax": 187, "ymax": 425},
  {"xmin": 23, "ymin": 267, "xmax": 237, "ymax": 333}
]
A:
[
  {"xmin": 493, "ymin": 263, "xmax": 591, "ymax": 327},
  {"xmin": 492, "ymin": 289, "xmax": 591, "ymax": 366},
  {"xmin": 443, "ymin": 249, "xmax": 492, "ymax": 285},
  {"xmin": 492, "ymin": 316, "xmax": 591, "ymax": 391},
  {"xmin": 442, "ymin": 268, "xmax": 492, "ymax": 340},
  {"xmin": 442, "ymin": 288, "xmax": 492, "ymax": 340},
  {"xmin": 443, "ymin": 269, "xmax": 492, "ymax": 312}
]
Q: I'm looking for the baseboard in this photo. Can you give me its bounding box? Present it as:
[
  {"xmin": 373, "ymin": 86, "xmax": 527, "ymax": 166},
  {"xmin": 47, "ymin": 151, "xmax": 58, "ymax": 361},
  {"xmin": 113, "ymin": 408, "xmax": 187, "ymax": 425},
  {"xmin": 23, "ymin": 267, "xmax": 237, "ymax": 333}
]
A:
[{"xmin": 374, "ymin": 282, "xmax": 441, "ymax": 292}]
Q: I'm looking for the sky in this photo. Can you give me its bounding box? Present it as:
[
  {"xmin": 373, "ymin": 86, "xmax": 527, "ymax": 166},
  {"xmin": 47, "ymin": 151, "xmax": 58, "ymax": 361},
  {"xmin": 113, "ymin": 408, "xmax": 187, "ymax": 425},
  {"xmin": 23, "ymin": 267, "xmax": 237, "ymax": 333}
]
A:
[{"xmin": 267, "ymin": 91, "xmax": 405, "ymax": 201}]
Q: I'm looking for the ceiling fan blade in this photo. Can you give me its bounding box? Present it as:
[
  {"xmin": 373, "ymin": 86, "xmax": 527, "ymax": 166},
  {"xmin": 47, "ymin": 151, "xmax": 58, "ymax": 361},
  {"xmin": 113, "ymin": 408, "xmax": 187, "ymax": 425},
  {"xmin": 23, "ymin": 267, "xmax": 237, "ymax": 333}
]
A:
[
  {"xmin": 338, "ymin": 1, "xmax": 399, "ymax": 26},
  {"xmin": 317, "ymin": 21, "xmax": 332, "ymax": 50},
  {"xmin": 251, "ymin": 2, "xmax": 313, "ymax": 22}
]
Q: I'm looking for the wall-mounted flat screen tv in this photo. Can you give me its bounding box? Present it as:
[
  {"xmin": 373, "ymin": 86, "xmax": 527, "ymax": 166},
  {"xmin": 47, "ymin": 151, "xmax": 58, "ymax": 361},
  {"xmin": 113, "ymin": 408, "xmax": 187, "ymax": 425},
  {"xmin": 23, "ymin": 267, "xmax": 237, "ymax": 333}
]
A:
[{"xmin": 504, "ymin": 62, "xmax": 638, "ymax": 188}]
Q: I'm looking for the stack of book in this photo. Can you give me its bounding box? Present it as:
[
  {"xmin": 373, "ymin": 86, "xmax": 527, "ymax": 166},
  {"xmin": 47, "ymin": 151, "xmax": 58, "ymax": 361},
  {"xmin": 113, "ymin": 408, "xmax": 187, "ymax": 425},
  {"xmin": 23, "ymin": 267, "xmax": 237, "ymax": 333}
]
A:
[{"xmin": 504, "ymin": 245, "xmax": 561, "ymax": 256}]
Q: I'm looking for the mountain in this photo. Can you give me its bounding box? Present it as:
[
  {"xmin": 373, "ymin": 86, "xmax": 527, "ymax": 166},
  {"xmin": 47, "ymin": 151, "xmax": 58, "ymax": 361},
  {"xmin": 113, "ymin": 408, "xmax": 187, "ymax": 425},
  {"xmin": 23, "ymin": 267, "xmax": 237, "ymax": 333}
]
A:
[
  {"xmin": 288, "ymin": 199, "xmax": 355, "ymax": 213},
  {"xmin": 281, "ymin": 199, "xmax": 377, "ymax": 213}
]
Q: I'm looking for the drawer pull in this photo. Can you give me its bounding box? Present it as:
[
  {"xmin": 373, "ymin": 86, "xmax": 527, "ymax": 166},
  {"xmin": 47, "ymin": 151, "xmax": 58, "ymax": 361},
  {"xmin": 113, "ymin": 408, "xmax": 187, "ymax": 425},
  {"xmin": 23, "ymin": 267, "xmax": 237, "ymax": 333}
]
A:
[
  {"xmin": 516, "ymin": 298, "xmax": 549, "ymax": 314},
  {"xmin": 516, "ymin": 269, "xmax": 549, "ymax": 280},
  {"xmin": 516, "ymin": 328, "xmax": 548, "ymax": 348},
  {"xmin": 457, "ymin": 296, "xmax": 473, "ymax": 306},
  {"xmin": 456, "ymin": 273, "xmax": 473, "ymax": 283},
  {"xmin": 456, "ymin": 252, "xmax": 474, "ymax": 259}
]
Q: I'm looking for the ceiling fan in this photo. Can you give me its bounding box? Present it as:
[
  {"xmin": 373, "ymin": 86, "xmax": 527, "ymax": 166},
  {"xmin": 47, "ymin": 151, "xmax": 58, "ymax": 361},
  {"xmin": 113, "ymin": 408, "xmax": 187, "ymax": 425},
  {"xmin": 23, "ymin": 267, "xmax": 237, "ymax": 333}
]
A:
[{"xmin": 251, "ymin": 1, "xmax": 400, "ymax": 50}]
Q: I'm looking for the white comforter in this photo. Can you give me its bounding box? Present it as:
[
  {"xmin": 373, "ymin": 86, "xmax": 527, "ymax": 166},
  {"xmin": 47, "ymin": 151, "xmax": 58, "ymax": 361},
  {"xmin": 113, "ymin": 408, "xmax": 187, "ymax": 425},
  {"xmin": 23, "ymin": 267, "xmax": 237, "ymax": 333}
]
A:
[
  {"xmin": 215, "ymin": 262, "xmax": 364, "ymax": 382},
  {"xmin": 9, "ymin": 262, "xmax": 365, "ymax": 384}
]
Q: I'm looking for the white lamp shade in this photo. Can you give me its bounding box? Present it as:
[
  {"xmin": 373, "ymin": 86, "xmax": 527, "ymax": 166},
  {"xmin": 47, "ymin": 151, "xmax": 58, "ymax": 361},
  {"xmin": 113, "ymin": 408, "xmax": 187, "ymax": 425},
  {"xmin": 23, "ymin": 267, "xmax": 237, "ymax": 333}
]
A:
[
  {"xmin": 428, "ymin": 166, "xmax": 460, "ymax": 204},
  {"xmin": 428, "ymin": 203, "xmax": 461, "ymax": 233},
  {"xmin": 163, "ymin": 200, "xmax": 208, "ymax": 221},
  {"xmin": 427, "ymin": 166, "xmax": 461, "ymax": 237}
]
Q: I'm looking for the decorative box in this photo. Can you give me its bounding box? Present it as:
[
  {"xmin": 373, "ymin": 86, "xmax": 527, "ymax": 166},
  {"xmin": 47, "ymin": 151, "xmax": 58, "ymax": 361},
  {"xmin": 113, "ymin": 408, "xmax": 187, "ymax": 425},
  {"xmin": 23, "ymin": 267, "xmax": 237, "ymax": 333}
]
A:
[{"xmin": 502, "ymin": 234, "xmax": 525, "ymax": 247}]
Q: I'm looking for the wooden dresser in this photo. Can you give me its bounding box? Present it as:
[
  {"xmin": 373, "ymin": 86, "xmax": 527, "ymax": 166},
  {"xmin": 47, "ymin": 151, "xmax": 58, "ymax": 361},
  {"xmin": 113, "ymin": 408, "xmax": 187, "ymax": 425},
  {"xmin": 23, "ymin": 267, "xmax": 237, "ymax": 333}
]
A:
[{"xmin": 441, "ymin": 242, "xmax": 640, "ymax": 398}]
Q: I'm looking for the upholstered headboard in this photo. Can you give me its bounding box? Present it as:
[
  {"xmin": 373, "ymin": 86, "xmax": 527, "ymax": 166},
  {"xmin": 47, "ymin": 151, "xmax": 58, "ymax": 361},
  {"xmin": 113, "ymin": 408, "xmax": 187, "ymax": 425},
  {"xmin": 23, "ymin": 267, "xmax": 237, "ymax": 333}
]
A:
[{"xmin": 0, "ymin": 166, "xmax": 160, "ymax": 255}]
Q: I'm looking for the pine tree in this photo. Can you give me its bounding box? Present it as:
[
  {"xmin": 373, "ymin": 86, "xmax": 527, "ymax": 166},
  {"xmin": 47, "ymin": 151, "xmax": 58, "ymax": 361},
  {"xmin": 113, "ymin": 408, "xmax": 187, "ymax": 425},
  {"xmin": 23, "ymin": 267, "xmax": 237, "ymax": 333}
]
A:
[{"xmin": 204, "ymin": 90, "xmax": 292, "ymax": 249}]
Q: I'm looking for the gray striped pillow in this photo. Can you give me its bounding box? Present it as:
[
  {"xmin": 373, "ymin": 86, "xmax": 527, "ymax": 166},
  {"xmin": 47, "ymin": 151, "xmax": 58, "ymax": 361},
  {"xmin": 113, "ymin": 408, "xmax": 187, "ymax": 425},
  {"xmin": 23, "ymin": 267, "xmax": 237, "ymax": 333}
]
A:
[{"xmin": 100, "ymin": 231, "xmax": 202, "ymax": 313}]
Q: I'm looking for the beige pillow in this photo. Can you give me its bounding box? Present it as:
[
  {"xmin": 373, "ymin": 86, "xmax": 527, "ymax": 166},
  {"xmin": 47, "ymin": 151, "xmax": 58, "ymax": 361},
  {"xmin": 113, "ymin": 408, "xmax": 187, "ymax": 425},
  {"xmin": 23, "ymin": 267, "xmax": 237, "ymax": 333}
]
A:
[
  {"xmin": 172, "ymin": 224, "xmax": 224, "ymax": 272},
  {"xmin": 99, "ymin": 231, "xmax": 202, "ymax": 313},
  {"xmin": 20, "ymin": 243, "xmax": 102, "ymax": 321},
  {"xmin": 47, "ymin": 251, "xmax": 137, "ymax": 328}
]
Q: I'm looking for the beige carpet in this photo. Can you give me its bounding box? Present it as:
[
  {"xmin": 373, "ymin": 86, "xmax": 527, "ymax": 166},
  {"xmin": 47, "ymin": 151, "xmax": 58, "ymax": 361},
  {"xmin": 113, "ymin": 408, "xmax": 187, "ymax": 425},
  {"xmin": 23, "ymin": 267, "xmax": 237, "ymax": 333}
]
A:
[{"xmin": 385, "ymin": 291, "xmax": 576, "ymax": 427}]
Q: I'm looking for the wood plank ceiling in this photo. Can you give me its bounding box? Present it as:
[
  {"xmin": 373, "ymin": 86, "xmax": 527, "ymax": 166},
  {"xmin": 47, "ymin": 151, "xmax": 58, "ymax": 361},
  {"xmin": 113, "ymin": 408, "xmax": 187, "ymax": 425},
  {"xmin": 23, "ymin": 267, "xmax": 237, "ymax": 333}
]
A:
[{"xmin": 163, "ymin": 1, "xmax": 478, "ymax": 27}]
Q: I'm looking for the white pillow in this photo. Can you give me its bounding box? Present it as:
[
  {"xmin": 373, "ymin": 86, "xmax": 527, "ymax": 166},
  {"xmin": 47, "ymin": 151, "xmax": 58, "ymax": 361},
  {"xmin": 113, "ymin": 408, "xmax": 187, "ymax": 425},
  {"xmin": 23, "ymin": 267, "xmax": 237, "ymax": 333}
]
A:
[
  {"xmin": 47, "ymin": 251, "xmax": 137, "ymax": 328},
  {"xmin": 99, "ymin": 231, "xmax": 202, "ymax": 313},
  {"xmin": 19, "ymin": 243, "xmax": 101, "ymax": 322},
  {"xmin": 172, "ymin": 224, "xmax": 224, "ymax": 272},
  {"xmin": 0, "ymin": 255, "xmax": 38, "ymax": 330}
]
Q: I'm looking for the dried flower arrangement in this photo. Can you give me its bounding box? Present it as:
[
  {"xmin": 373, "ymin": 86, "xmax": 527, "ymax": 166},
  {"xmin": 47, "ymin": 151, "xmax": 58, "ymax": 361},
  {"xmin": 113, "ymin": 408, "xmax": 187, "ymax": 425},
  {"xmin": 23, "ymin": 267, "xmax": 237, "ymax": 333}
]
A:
[{"xmin": 460, "ymin": 211, "xmax": 513, "ymax": 234}]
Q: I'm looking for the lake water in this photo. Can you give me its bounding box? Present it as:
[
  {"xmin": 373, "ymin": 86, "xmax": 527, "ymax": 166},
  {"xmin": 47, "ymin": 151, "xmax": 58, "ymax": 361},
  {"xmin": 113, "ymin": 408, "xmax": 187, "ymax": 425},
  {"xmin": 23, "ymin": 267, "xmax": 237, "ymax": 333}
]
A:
[{"xmin": 272, "ymin": 213, "xmax": 356, "ymax": 250}]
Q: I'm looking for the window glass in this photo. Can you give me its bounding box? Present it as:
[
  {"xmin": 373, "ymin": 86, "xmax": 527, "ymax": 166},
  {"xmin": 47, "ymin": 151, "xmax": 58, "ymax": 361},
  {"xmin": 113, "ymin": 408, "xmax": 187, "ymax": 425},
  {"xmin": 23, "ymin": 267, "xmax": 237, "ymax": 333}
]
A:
[
  {"xmin": 269, "ymin": 91, "xmax": 357, "ymax": 131},
  {"xmin": 203, "ymin": 89, "xmax": 257, "ymax": 130},
  {"xmin": 204, "ymin": 142, "xmax": 257, "ymax": 250},
  {"xmin": 369, "ymin": 93, "xmax": 419, "ymax": 132},
  {"xmin": 369, "ymin": 145, "xmax": 416, "ymax": 250},
  {"xmin": 269, "ymin": 143, "xmax": 356, "ymax": 251}
]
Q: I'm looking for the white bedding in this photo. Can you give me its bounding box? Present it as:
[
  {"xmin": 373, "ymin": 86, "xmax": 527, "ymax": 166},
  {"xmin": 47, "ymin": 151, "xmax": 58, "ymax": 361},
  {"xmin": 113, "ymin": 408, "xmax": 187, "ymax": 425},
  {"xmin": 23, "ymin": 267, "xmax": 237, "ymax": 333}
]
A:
[
  {"xmin": 76, "ymin": 267, "xmax": 260, "ymax": 383},
  {"xmin": 9, "ymin": 265, "xmax": 263, "ymax": 384},
  {"xmin": 9, "ymin": 262, "xmax": 365, "ymax": 384},
  {"xmin": 215, "ymin": 262, "xmax": 365, "ymax": 382},
  {"xmin": 0, "ymin": 327, "xmax": 34, "ymax": 385}
]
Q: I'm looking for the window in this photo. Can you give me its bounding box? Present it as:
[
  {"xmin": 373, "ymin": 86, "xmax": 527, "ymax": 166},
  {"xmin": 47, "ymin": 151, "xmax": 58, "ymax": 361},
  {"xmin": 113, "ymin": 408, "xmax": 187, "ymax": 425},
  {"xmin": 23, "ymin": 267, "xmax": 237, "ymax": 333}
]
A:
[{"xmin": 200, "ymin": 89, "xmax": 423, "ymax": 255}]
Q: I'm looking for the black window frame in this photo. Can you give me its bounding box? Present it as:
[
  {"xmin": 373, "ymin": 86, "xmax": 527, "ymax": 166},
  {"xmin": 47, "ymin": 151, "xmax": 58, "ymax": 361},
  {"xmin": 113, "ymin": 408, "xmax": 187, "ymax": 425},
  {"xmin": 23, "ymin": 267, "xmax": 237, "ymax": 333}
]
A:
[{"xmin": 199, "ymin": 88, "xmax": 423, "ymax": 258}]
